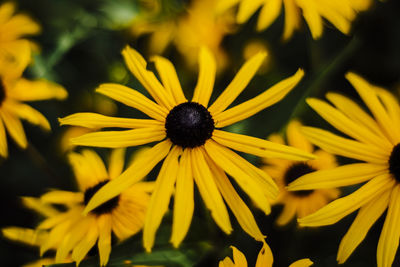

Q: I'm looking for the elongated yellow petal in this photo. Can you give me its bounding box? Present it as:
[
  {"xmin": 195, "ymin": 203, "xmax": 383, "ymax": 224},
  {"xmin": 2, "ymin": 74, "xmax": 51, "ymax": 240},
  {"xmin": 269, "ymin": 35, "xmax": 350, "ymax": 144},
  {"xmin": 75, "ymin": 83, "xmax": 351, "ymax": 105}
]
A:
[
  {"xmin": 213, "ymin": 130, "xmax": 315, "ymax": 161},
  {"xmin": 298, "ymin": 174, "xmax": 394, "ymax": 227},
  {"xmin": 122, "ymin": 46, "xmax": 175, "ymax": 109},
  {"xmin": 287, "ymin": 163, "xmax": 387, "ymax": 190},
  {"xmin": 81, "ymin": 149, "xmax": 109, "ymax": 183},
  {"xmin": 289, "ymin": 258, "xmax": 313, "ymax": 267},
  {"xmin": 204, "ymin": 140, "xmax": 274, "ymax": 214},
  {"xmin": 232, "ymin": 246, "xmax": 248, "ymax": 266},
  {"xmin": 301, "ymin": 126, "xmax": 389, "ymax": 164},
  {"xmin": 84, "ymin": 140, "xmax": 171, "ymax": 215},
  {"xmin": 21, "ymin": 197, "xmax": 59, "ymax": 217},
  {"xmin": 282, "ymin": 0, "xmax": 301, "ymax": 40},
  {"xmin": 215, "ymin": 69, "xmax": 304, "ymax": 127},
  {"xmin": 286, "ymin": 120, "xmax": 313, "ymax": 152},
  {"xmin": 237, "ymin": 0, "xmax": 264, "ymax": 23},
  {"xmin": 2, "ymin": 227, "xmax": 47, "ymax": 246},
  {"xmin": 207, "ymin": 155, "xmax": 265, "ymax": 241},
  {"xmin": 72, "ymin": 221, "xmax": 98, "ymax": 266},
  {"xmin": 215, "ymin": 0, "xmax": 241, "ymax": 15},
  {"xmin": 97, "ymin": 215, "xmax": 112, "ymax": 266},
  {"xmin": 108, "ymin": 148, "xmax": 125, "ymax": 179},
  {"xmin": 346, "ymin": 72, "xmax": 399, "ymax": 144},
  {"xmin": 208, "ymin": 52, "xmax": 267, "ymax": 115},
  {"xmin": 257, "ymin": 0, "xmax": 282, "ymax": 31},
  {"xmin": 152, "ymin": 56, "xmax": 187, "ymax": 105},
  {"xmin": 59, "ymin": 113, "xmax": 163, "ymax": 129},
  {"xmin": 192, "ymin": 47, "xmax": 216, "ymax": 107},
  {"xmin": 171, "ymin": 149, "xmax": 194, "ymax": 247},
  {"xmin": 96, "ymin": 83, "xmax": 167, "ymax": 122},
  {"xmin": 9, "ymin": 78, "xmax": 67, "ymax": 101},
  {"xmin": 40, "ymin": 191, "xmax": 83, "ymax": 205},
  {"xmin": 191, "ymin": 148, "xmax": 232, "ymax": 234},
  {"xmin": 276, "ymin": 201, "xmax": 297, "ymax": 226},
  {"xmin": 219, "ymin": 257, "xmax": 235, "ymax": 267},
  {"xmin": 68, "ymin": 152, "xmax": 100, "ymax": 192},
  {"xmin": 0, "ymin": 119, "xmax": 7, "ymax": 157},
  {"xmin": 297, "ymin": 0, "xmax": 323, "ymax": 39},
  {"xmin": 0, "ymin": 109, "xmax": 27, "ymax": 148},
  {"xmin": 255, "ymin": 242, "xmax": 273, "ymax": 267},
  {"xmin": 337, "ymin": 190, "xmax": 390, "ymax": 264},
  {"xmin": 144, "ymin": 146, "xmax": 180, "ymax": 252},
  {"xmin": 307, "ymin": 98, "xmax": 390, "ymax": 150},
  {"xmin": 70, "ymin": 127, "xmax": 166, "ymax": 148},
  {"xmin": 377, "ymin": 185, "xmax": 400, "ymax": 267},
  {"xmin": 375, "ymin": 88, "xmax": 400, "ymax": 142},
  {"xmin": 6, "ymin": 101, "xmax": 50, "ymax": 131}
]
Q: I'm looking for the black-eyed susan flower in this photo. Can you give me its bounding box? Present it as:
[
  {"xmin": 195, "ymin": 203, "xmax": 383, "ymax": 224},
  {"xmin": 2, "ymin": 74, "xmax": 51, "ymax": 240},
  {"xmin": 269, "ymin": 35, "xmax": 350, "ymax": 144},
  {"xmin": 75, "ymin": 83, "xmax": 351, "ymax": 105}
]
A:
[
  {"xmin": 4, "ymin": 149, "xmax": 152, "ymax": 266},
  {"xmin": 216, "ymin": 0, "xmax": 371, "ymax": 40},
  {"xmin": 219, "ymin": 241, "xmax": 313, "ymax": 267},
  {"xmin": 0, "ymin": 60, "xmax": 67, "ymax": 158},
  {"xmin": 0, "ymin": 2, "xmax": 41, "ymax": 77},
  {"xmin": 262, "ymin": 120, "xmax": 339, "ymax": 226},
  {"xmin": 60, "ymin": 45, "xmax": 313, "ymax": 251},
  {"xmin": 288, "ymin": 73, "xmax": 400, "ymax": 267}
]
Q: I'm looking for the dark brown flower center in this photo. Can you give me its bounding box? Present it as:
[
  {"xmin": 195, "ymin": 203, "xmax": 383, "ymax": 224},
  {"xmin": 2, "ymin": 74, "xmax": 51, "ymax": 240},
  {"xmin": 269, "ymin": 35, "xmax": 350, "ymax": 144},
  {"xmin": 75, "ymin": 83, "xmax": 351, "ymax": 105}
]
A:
[
  {"xmin": 389, "ymin": 143, "xmax": 400, "ymax": 183},
  {"xmin": 165, "ymin": 102, "xmax": 214, "ymax": 148},
  {"xmin": 0, "ymin": 80, "xmax": 6, "ymax": 106},
  {"xmin": 284, "ymin": 162, "xmax": 315, "ymax": 197},
  {"xmin": 84, "ymin": 180, "xmax": 119, "ymax": 215}
]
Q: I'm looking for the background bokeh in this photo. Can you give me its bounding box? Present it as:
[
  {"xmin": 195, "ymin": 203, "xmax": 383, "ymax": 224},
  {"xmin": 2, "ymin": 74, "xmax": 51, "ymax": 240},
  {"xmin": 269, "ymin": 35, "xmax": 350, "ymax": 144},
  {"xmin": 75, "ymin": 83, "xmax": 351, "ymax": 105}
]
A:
[{"xmin": 1, "ymin": 0, "xmax": 400, "ymax": 266}]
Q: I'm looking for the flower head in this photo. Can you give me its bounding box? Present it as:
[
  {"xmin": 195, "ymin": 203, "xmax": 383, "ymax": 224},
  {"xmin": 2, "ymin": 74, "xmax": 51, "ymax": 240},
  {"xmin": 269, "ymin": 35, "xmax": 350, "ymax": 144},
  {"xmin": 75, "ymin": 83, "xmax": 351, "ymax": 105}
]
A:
[
  {"xmin": 4, "ymin": 149, "xmax": 152, "ymax": 266},
  {"xmin": 60, "ymin": 45, "xmax": 312, "ymax": 251},
  {"xmin": 219, "ymin": 241, "xmax": 313, "ymax": 267},
  {"xmin": 262, "ymin": 120, "xmax": 339, "ymax": 225},
  {"xmin": 288, "ymin": 73, "xmax": 400, "ymax": 267},
  {"xmin": 216, "ymin": 0, "xmax": 372, "ymax": 40}
]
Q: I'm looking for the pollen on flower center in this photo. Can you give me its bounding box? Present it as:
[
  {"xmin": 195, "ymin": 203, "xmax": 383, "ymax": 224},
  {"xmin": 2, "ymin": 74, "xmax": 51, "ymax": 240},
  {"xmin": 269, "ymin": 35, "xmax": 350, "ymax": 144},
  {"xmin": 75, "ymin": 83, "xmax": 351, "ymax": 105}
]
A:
[
  {"xmin": 84, "ymin": 180, "xmax": 120, "ymax": 215},
  {"xmin": 284, "ymin": 162, "xmax": 315, "ymax": 197},
  {"xmin": 389, "ymin": 143, "xmax": 400, "ymax": 183},
  {"xmin": 0, "ymin": 80, "xmax": 6, "ymax": 106},
  {"xmin": 165, "ymin": 102, "xmax": 214, "ymax": 148}
]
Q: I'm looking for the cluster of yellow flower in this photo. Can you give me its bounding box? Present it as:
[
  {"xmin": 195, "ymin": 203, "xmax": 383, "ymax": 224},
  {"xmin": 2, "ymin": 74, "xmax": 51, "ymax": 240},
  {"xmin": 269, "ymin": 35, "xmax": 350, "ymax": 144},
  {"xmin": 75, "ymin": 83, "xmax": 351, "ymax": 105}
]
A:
[{"xmin": 0, "ymin": 1, "xmax": 398, "ymax": 267}]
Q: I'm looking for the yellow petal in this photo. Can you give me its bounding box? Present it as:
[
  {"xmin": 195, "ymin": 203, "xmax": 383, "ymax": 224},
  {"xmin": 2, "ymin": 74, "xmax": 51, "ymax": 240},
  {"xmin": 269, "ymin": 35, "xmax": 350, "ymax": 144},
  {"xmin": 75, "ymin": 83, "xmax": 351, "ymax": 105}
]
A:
[
  {"xmin": 298, "ymin": 174, "xmax": 394, "ymax": 227},
  {"xmin": 122, "ymin": 46, "xmax": 175, "ymax": 109},
  {"xmin": 377, "ymin": 185, "xmax": 400, "ymax": 267},
  {"xmin": 289, "ymin": 258, "xmax": 313, "ymax": 267},
  {"xmin": 95, "ymin": 83, "xmax": 167, "ymax": 122},
  {"xmin": 214, "ymin": 69, "xmax": 304, "ymax": 127},
  {"xmin": 337, "ymin": 189, "xmax": 390, "ymax": 264},
  {"xmin": 70, "ymin": 127, "xmax": 166, "ymax": 148},
  {"xmin": 0, "ymin": 109, "xmax": 27, "ymax": 149},
  {"xmin": 231, "ymin": 246, "xmax": 248, "ymax": 266},
  {"xmin": 2, "ymin": 227, "xmax": 47, "ymax": 246},
  {"xmin": 108, "ymin": 148, "xmax": 126, "ymax": 179},
  {"xmin": 151, "ymin": 56, "xmax": 187, "ymax": 105},
  {"xmin": 296, "ymin": 0, "xmax": 323, "ymax": 39},
  {"xmin": 0, "ymin": 119, "xmax": 7, "ymax": 157},
  {"xmin": 207, "ymin": 155, "xmax": 265, "ymax": 241},
  {"xmin": 59, "ymin": 113, "xmax": 163, "ymax": 129},
  {"xmin": 191, "ymin": 148, "xmax": 232, "ymax": 234},
  {"xmin": 256, "ymin": 0, "xmax": 282, "ymax": 31},
  {"xmin": 212, "ymin": 130, "xmax": 315, "ymax": 161},
  {"xmin": 171, "ymin": 149, "xmax": 194, "ymax": 247},
  {"xmin": 0, "ymin": 40, "xmax": 31, "ymax": 77},
  {"xmin": 287, "ymin": 163, "xmax": 387, "ymax": 190},
  {"xmin": 72, "ymin": 221, "xmax": 98, "ymax": 266},
  {"xmin": 286, "ymin": 120, "xmax": 313, "ymax": 152},
  {"xmin": 375, "ymin": 87, "xmax": 400, "ymax": 142},
  {"xmin": 81, "ymin": 149, "xmax": 109, "ymax": 183},
  {"xmin": 144, "ymin": 146, "xmax": 180, "ymax": 252},
  {"xmin": 84, "ymin": 140, "xmax": 171, "ymax": 215},
  {"xmin": 204, "ymin": 140, "xmax": 275, "ymax": 214},
  {"xmin": 208, "ymin": 52, "xmax": 267, "ymax": 115},
  {"xmin": 1, "ymin": 13, "xmax": 40, "ymax": 40},
  {"xmin": 346, "ymin": 72, "xmax": 399, "ymax": 144},
  {"xmin": 301, "ymin": 126, "xmax": 388, "ymax": 164},
  {"xmin": 192, "ymin": 47, "xmax": 216, "ymax": 107},
  {"xmin": 21, "ymin": 197, "xmax": 59, "ymax": 217},
  {"xmin": 40, "ymin": 191, "xmax": 83, "ymax": 205},
  {"xmin": 282, "ymin": 0, "xmax": 301, "ymax": 40},
  {"xmin": 97, "ymin": 215, "xmax": 112, "ymax": 266},
  {"xmin": 9, "ymin": 78, "xmax": 67, "ymax": 101},
  {"xmin": 237, "ymin": 0, "xmax": 264, "ymax": 24},
  {"xmin": 219, "ymin": 257, "xmax": 235, "ymax": 267},
  {"xmin": 215, "ymin": 0, "xmax": 241, "ymax": 15},
  {"xmin": 276, "ymin": 201, "xmax": 297, "ymax": 226},
  {"xmin": 68, "ymin": 152, "xmax": 100, "ymax": 192},
  {"xmin": 5, "ymin": 101, "xmax": 50, "ymax": 131},
  {"xmin": 255, "ymin": 242, "xmax": 273, "ymax": 267}
]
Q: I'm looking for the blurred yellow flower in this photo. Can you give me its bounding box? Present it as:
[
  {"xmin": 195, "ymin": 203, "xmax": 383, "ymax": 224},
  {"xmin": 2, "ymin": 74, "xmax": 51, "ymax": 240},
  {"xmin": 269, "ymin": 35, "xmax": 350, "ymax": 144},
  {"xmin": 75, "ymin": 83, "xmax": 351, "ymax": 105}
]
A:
[
  {"xmin": 216, "ymin": 0, "xmax": 372, "ymax": 40},
  {"xmin": 4, "ymin": 149, "xmax": 153, "ymax": 266},
  {"xmin": 219, "ymin": 241, "xmax": 313, "ymax": 267},
  {"xmin": 288, "ymin": 73, "xmax": 400, "ymax": 267},
  {"xmin": 0, "ymin": 2, "xmax": 41, "ymax": 77},
  {"xmin": 60, "ymin": 46, "xmax": 312, "ymax": 252},
  {"xmin": 262, "ymin": 120, "xmax": 339, "ymax": 226}
]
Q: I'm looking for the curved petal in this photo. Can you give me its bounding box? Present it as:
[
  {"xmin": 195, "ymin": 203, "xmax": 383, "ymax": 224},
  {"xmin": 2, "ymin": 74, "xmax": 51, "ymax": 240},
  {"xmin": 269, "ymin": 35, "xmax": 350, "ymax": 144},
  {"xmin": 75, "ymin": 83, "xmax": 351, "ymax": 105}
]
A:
[
  {"xmin": 5, "ymin": 101, "xmax": 50, "ymax": 131},
  {"xmin": 0, "ymin": 109, "xmax": 27, "ymax": 149},
  {"xmin": 257, "ymin": 0, "xmax": 282, "ymax": 31},
  {"xmin": 255, "ymin": 242, "xmax": 273, "ymax": 267},
  {"xmin": 192, "ymin": 47, "xmax": 216, "ymax": 107},
  {"xmin": 108, "ymin": 148, "xmax": 126, "ymax": 179},
  {"xmin": 97, "ymin": 215, "xmax": 112, "ymax": 266},
  {"xmin": 286, "ymin": 120, "xmax": 313, "ymax": 152},
  {"xmin": 72, "ymin": 221, "xmax": 98, "ymax": 266},
  {"xmin": 288, "ymin": 258, "xmax": 313, "ymax": 267},
  {"xmin": 9, "ymin": 78, "xmax": 67, "ymax": 101}
]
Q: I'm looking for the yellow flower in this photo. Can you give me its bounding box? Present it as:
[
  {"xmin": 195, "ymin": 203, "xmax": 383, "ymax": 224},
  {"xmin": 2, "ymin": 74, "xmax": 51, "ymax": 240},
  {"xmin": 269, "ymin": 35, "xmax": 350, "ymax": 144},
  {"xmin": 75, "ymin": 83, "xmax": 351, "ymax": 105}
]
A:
[
  {"xmin": 219, "ymin": 241, "xmax": 313, "ymax": 267},
  {"xmin": 287, "ymin": 73, "xmax": 400, "ymax": 267},
  {"xmin": 5, "ymin": 149, "xmax": 153, "ymax": 266},
  {"xmin": 0, "ymin": 62, "xmax": 67, "ymax": 157},
  {"xmin": 262, "ymin": 120, "xmax": 339, "ymax": 226},
  {"xmin": 59, "ymin": 46, "xmax": 313, "ymax": 251},
  {"xmin": 0, "ymin": 2, "xmax": 41, "ymax": 77},
  {"xmin": 216, "ymin": 0, "xmax": 372, "ymax": 40}
]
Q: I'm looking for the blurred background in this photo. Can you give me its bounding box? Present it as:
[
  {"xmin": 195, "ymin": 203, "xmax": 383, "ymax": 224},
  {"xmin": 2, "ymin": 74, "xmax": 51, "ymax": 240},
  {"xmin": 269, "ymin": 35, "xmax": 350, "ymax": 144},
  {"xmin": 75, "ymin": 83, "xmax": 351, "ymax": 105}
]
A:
[{"xmin": 1, "ymin": 0, "xmax": 400, "ymax": 266}]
